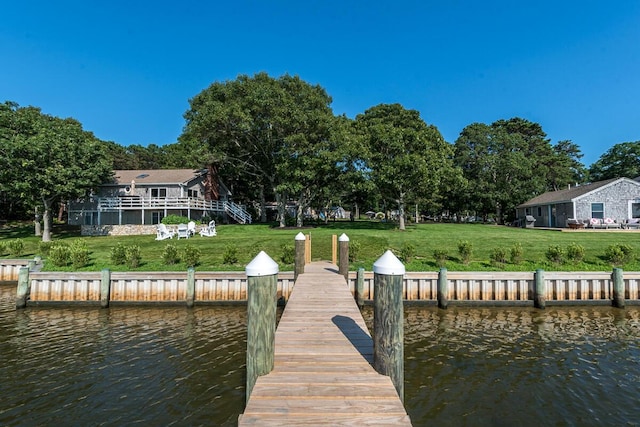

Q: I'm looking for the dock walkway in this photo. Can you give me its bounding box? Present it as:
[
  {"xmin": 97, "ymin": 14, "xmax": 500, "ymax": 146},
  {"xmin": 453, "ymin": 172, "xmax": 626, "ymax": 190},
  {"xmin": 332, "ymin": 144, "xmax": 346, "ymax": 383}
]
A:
[{"xmin": 239, "ymin": 261, "xmax": 411, "ymax": 426}]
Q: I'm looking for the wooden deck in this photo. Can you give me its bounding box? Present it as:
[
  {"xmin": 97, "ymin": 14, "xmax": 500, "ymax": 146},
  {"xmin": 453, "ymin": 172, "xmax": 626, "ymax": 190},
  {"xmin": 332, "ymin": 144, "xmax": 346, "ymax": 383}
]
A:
[{"xmin": 239, "ymin": 261, "xmax": 412, "ymax": 426}]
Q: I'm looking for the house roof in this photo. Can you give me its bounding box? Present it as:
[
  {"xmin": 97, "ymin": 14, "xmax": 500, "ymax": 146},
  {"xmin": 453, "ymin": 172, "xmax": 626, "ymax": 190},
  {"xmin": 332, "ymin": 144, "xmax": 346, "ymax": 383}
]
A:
[
  {"xmin": 110, "ymin": 169, "xmax": 207, "ymax": 186},
  {"xmin": 517, "ymin": 178, "xmax": 624, "ymax": 208}
]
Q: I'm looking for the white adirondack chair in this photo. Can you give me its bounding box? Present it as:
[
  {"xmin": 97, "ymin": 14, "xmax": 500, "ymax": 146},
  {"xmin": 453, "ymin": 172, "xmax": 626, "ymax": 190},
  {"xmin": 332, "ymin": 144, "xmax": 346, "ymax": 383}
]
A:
[
  {"xmin": 177, "ymin": 223, "xmax": 190, "ymax": 239},
  {"xmin": 155, "ymin": 224, "xmax": 174, "ymax": 240},
  {"xmin": 187, "ymin": 221, "xmax": 197, "ymax": 237},
  {"xmin": 199, "ymin": 220, "xmax": 217, "ymax": 237}
]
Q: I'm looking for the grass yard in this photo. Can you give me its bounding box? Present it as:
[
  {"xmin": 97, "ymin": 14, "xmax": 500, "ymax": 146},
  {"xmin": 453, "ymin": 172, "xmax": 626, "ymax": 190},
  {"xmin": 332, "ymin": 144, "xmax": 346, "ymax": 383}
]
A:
[{"xmin": 2, "ymin": 221, "xmax": 640, "ymax": 272}]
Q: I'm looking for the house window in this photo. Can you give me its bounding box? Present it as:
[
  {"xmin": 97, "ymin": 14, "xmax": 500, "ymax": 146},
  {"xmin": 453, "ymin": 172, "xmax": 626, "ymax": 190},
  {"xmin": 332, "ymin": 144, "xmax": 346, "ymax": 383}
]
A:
[
  {"xmin": 631, "ymin": 202, "xmax": 640, "ymax": 218},
  {"xmin": 152, "ymin": 212, "xmax": 163, "ymax": 224},
  {"xmin": 150, "ymin": 188, "xmax": 167, "ymax": 198},
  {"xmin": 84, "ymin": 212, "xmax": 98, "ymax": 225},
  {"xmin": 591, "ymin": 203, "xmax": 604, "ymax": 219},
  {"xmin": 188, "ymin": 189, "xmax": 198, "ymax": 198},
  {"xmin": 537, "ymin": 207, "xmax": 542, "ymax": 217}
]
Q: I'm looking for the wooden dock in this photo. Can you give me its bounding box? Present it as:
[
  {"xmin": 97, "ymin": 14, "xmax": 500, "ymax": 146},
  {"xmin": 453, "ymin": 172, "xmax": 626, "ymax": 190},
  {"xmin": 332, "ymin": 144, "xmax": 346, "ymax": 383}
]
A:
[{"xmin": 239, "ymin": 261, "xmax": 412, "ymax": 426}]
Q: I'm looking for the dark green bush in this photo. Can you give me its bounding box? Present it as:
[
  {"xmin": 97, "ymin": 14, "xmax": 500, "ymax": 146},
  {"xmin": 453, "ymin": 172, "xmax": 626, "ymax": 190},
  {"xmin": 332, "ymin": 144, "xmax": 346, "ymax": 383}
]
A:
[
  {"xmin": 125, "ymin": 245, "xmax": 142, "ymax": 268},
  {"xmin": 8, "ymin": 239, "xmax": 25, "ymax": 257},
  {"xmin": 161, "ymin": 214, "xmax": 191, "ymax": 225},
  {"xmin": 566, "ymin": 243, "xmax": 585, "ymax": 264},
  {"xmin": 162, "ymin": 244, "xmax": 179, "ymax": 265},
  {"xmin": 0, "ymin": 242, "xmax": 6, "ymax": 256},
  {"xmin": 490, "ymin": 247, "xmax": 508, "ymax": 265},
  {"xmin": 223, "ymin": 244, "xmax": 239, "ymax": 264},
  {"xmin": 110, "ymin": 243, "xmax": 127, "ymax": 265},
  {"xmin": 181, "ymin": 244, "xmax": 201, "ymax": 268},
  {"xmin": 457, "ymin": 240, "xmax": 473, "ymax": 265},
  {"xmin": 400, "ymin": 242, "xmax": 416, "ymax": 263},
  {"xmin": 545, "ymin": 245, "xmax": 564, "ymax": 265},
  {"xmin": 49, "ymin": 244, "xmax": 71, "ymax": 267},
  {"xmin": 433, "ymin": 249, "xmax": 448, "ymax": 268},
  {"xmin": 70, "ymin": 240, "xmax": 90, "ymax": 269},
  {"xmin": 280, "ymin": 244, "xmax": 295, "ymax": 264},
  {"xmin": 510, "ymin": 242, "xmax": 523, "ymax": 265},
  {"xmin": 38, "ymin": 241, "xmax": 54, "ymax": 256},
  {"xmin": 604, "ymin": 244, "xmax": 634, "ymax": 266}
]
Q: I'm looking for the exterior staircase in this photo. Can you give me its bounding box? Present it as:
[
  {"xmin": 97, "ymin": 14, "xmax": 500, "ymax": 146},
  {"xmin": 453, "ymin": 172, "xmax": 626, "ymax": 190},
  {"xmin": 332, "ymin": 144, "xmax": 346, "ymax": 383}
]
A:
[{"xmin": 225, "ymin": 201, "xmax": 252, "ymax": 224}]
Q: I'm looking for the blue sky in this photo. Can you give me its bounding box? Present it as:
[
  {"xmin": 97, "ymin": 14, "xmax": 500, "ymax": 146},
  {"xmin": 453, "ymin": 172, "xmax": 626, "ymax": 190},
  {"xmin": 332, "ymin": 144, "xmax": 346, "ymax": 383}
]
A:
[{"xmin": 2, "ymin": 1, "xmax": 639, "ymax": 166}]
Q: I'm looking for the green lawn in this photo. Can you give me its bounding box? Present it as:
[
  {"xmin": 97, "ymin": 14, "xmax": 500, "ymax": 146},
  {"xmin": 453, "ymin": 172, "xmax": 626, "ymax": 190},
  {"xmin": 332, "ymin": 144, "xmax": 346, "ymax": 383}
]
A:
[{"xmin": 2, "ymin": 221, "xmax": 640, "ymax": 272}]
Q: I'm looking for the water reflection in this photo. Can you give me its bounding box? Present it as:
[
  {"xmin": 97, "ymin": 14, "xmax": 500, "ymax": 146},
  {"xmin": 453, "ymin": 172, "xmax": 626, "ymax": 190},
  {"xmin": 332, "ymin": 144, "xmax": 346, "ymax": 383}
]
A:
[{"xmin": 2, "ymin": 285, "xmax": 639, "ymax": 427}]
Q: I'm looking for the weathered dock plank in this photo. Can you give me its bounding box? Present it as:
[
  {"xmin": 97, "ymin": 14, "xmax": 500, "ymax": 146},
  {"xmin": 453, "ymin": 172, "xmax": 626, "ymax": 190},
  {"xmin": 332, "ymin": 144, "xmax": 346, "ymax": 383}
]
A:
[{"xmin": 239, "ymin": 261, "xmax": 412, "ymax": 426}]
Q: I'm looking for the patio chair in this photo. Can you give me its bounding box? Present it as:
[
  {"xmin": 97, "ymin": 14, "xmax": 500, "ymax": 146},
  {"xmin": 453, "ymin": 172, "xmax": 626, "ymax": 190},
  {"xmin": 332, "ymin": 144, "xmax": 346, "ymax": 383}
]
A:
[
  {"xmin": 155, "ymin": 224, "xmax": 174, "ymax": 240},
  {"xmin": 177, "ymin": 223, "xmax": 190, "ymax": 239},
  {"xmin": 187, "ymin": 221, "xmax": 197, "ymax": 237},
  {"xmin": 199, "ymin": 220, "xmax": 217, "ymax": 237}
]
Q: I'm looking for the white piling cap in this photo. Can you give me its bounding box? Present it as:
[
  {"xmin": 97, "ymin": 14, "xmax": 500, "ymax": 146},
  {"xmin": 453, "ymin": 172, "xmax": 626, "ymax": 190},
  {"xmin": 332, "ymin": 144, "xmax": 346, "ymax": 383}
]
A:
[
  {"xmin": 295, "ymin": 232, "xmax": 306, "ymax": 241},
  {"xmin": 246, "ymin": 251, "xmax": 279, "ymax": 276},
  {"xmin": 338, "ymin": 233, "xmax": 349, "ymax": 242},
  {"xmin": 373, "ymin": 250, "xmax": 405, "ymax": 275}
]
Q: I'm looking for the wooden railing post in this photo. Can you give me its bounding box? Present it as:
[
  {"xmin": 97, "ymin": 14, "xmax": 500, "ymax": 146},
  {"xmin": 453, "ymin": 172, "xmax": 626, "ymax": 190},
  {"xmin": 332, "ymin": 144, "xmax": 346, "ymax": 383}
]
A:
[
  {"xmin": 245, "ymin": 251, "xmax": 279, "ymax": 404},
  {"xmin": 373, "ymin": 250, "xmax": 405, "ymax": 402},
  {"xmin": 437, "ymin": 268, "xmax": 448, "ymax": 309},
  {"xmin": 16, "ymin": 267, "xmax": 30, "ymax": 309},
  {"xmin": 612, "ymin": 267, "xmax": 625, "ymax": 309},
  {"xmin": 356, "ymin": 267, "xmax": 365, "ymax": 308},
  {"xmin": 534, "ymin": 269, "xmax": 546, "ymax": 309},
  {"xmin": 338, "ymin": 233, "xmax": 349, "ymax": 281},
  {"xmin": 186, "ymin": 267, "xmax": 196, "ymax": 308},
  {"xmin": 100, "ymin": 269, "xmax": 111, "ymax": 308},
  {"xmin": 294, "ymin": 232, "xmax": 306, "ymax": 280}
]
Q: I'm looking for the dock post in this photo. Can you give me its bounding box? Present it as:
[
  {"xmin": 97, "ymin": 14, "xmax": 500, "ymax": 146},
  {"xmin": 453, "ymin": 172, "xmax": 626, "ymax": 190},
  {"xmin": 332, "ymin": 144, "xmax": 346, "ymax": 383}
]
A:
[
  {"xmin": 373, "ymin": 250, "xmax": 405, "ymax": 402},
  {"xmin": 356, "ymin": 267, "xmax": 365, "ymax": 308},
  {"xmin": 437, "ymin": 268, "xmax": 448, "ymax": 309},
  {"xmin": 100, "ymin": 269, "xmax": 111, "ymax": 308},
  {"xmin": 612, "ymin": 267, "xmax": 625, "ymax": 309},
  {"xmin": 16, "ymin": 267, "xmax": 29, "ymax": 309},
  {"xmin": 338, "ymin": 233, "xmax": 349, "ymax": 281},
  {"xmin": 245, "ymin": 251, "xmax": 279, "ymax": 404},
  {"xmin": 534, "ymin": 269, "xmax": 545, "ymax": 309},
  {"xmin": 294, "ymin": 232, "xmax": 306, "ymax": 280},
  {"xmin": 186, "ymin": 267, "xmax": 196, "ymax": 308}
]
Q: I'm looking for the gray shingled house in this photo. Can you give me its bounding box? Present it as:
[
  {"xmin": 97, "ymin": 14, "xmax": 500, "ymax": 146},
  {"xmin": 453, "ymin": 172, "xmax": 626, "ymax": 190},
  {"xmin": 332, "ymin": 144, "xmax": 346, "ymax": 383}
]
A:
[{"xmin": 515, "ymin": 177, "xmax": 640, "ymax": 228}]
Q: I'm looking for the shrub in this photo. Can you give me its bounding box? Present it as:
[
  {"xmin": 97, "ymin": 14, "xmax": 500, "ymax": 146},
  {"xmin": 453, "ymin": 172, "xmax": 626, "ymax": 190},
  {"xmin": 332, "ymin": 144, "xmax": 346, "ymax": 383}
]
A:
[
  {"xmin": 280, "ymin": 244, "xmax": 295, "ymax": 264},
  {"xmin": 125, "ymin": 245, "xmax": 142, "ymax": 268},
  {"xmin": 181, "ymin": 244, "xmax": 201, "ymax": 268},
  {"xmin": 349, "ymin": 240, "xmax": 361, "ymax": 262},
  {"xmin": 162, "ymin": 244, "xmax": 179, "ymax": 265},
  {"xmin": 49, "ymin": 244, "xmax": 71, "ymax": 267},
  {"xmin": 490, "ymin": 247, "xmax": 508, "ymax": 266},
  {"xmin": 400, "ymin": 242, "xmax": 416, "ymax": 263},
  {"xmin": 38, "ymin": 241, "xmax": 54, "ymax": 256},
  {"xmin": 0, "ymin": 242, "xmax": 6, "ymax": 256},
  {"xmin": 70, "ymin": 240, "xmax": 90, "ymax": 269},
  {"xmin": 545, "ymin": 245, "xmax": 564, "ymax": 265},
  {"xmin": 457, "ymin": 240, "xmax": 473, "ymax": 265},
  {"xmin": 433, "ymin": 249, "xmax": 448, "ymax": 268},
  {"xmin": 8, "ymin": 239, "xmax": 25, "ymax": 257},
  {"xmin": 510, "ymin": 242, "xmax": 523, "ymax": 265},
  {"xmin": 161, "ymin": 214, "xmax": 190, "ymax": 225},
  {"xmin": 223, "ymin": 244, "xmax": 239, "ymax": 265},
  {"xmin": 566, "ymin": 243, "xmax": 585, "ymax": 264},
  {"xmin": 604, "ymin": 244, "xmax": 634, "ymax": 266},
  {"xmin": 110, "ymin": 243, "xmax": 127, "ymax": 265}
]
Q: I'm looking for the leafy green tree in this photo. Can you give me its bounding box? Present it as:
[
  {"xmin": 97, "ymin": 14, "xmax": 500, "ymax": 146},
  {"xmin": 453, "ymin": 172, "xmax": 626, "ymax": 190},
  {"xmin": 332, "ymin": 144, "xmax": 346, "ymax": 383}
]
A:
[
  {"xmin": 589, "ymin": 141, "xmax": 640, "ymax": 181},
  {"xmin": 355, "ymin": 103, "xmax": 454, "ymax": 230},
  {"xmin": 180, "ymin": 73, "xmax": 336, "ymax": 227},
  {"xmin": 0, "ymin": 102, "xmax": 112, "ymax": 240}
]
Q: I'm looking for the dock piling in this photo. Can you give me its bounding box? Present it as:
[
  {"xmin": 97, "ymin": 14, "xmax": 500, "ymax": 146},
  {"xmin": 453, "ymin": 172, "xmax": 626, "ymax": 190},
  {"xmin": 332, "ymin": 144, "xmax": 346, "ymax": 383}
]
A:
[
  {"xmin": 294, "ymin": 232, "xmax": 306, "ymax": 280},
  {"xmin": 534, "ymin": 269, "xmax": 546, "ymax": 309},
  {"xmin": 16, "ymin": 267, "xmax": 29, "ymax": 309},
  {"xmin": 438, "ymin": 268, "xmax": 448, "ymax": 309},
  {"xmin": 338, "ymin": 233, "xmax": 349, "ymax": 280},
  {"xmin": 612, "ymin": 267, "xmax": 625, "ymax": 309}
]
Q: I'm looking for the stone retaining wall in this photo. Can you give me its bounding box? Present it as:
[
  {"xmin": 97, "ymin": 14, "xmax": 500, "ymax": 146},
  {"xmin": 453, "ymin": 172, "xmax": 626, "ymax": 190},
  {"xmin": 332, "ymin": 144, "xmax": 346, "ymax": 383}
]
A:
[{"xmin": 81, "ymin": 225, "xmax": 157, "ymax": 236}]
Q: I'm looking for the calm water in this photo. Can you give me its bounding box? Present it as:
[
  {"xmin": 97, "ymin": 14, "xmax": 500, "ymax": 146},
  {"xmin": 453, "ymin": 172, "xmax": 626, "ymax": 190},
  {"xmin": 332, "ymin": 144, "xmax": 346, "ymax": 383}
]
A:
[{"xmin": 1, "ymin": 284, "xmax": 639, "ymax": 426}]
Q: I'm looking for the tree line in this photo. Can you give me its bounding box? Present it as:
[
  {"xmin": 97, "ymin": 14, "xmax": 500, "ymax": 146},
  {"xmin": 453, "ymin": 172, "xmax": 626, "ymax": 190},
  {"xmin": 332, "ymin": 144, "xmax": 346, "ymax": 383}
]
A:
[{"xmin": 2, "ymin": 73, "xmax": 639, "ymax": 234}]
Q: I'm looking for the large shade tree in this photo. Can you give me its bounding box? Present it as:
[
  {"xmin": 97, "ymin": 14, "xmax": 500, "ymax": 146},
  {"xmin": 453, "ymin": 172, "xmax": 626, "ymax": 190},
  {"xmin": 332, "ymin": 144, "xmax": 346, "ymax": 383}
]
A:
[
  {"xmin": 180, "ymin": 73, "xmax": 336, "ymax": 227},
  {"xmin": 355, "ymin": 103, "xmax": 455, "ymax": 230},
  {"xmin": 589, "ymin": 141, "xmax": 640, "ymax": 181},
  {"xmin": 0, "ymin": 102, "xmax": 112, "ymax": 240}
]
